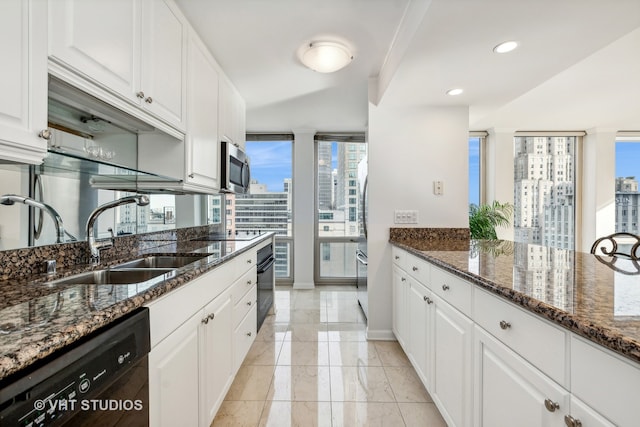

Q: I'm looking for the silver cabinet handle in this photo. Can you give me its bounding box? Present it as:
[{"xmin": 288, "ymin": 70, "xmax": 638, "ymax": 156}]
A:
[
  {"xmin": 145, "ymin": 97, "xmax": 153, "ymax": 104},
  {"xmin": 188, "ymin": 173, "xmax": 195, "ymax": 179},
  {"xmin": 208, "ymin": 313, "xmax": 215, "ymax": 320},
  {"xmin": 247, "ymin": 279, "xmax": 252, "ymax": 285},
  {"xmin": 247, "ymin": 259, "xmax": 252, "ymax": 264},
  {"xmin": 544, "ymin": 399, "xmax": 559, "ymax": 412},
  {"xmin": 39, "ymin": 129, "xmax": 52, "ymax": 140},
  {"xmin": 564, "ymin": 415, "xmax": 582, "ymax": 427},
  {"xmin": 442, "ymin": 284, "xmax": 450, "ymax": 291},
  {"xmin": 395, "ymin": 255, "xmax": 400, "ymax": 260},
  {"xmin": 201, "ymin": 317, "xmax": 209, "ymax": 324},
  {"xmin": 136, "ymin": 91, "xmax": 145, "ymax": 99},
  {"xmin": 499, "ymin": 320, "xmax": 511, "ymax": 330},
  {"xmin": 412, "ymin": 266, "xmax": 418, "ymax": 272},
  {"xmin": 246, "ymin": 301, "xmax": 252, "ymax": 306},
  {"xmin": 424, "ymin": 296, "xmax": 433, "ymax": 304},
  {"xmin": 401, "ymin": 277, "xmax": 406, "ymax": 282},
  {"xmin": 246, "ymin": 332, "xmax": 252, "ymax": 337}
]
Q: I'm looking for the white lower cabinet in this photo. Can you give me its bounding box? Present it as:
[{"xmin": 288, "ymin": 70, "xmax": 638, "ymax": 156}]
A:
[
  {"xmin": 148, "ymin": 309, "xmax": 200, "ymax": 427},
  {"xmin": 474, "ymin": 325, "xmax": 569, "ymax": 427},
  {"xmin": 199, "ymin": 291, "xmax": 233, "ymax": 427},
  {"xmin": 147, "ymin": 245, "xmax": 262, "ymax": 427},
  {"xmin": 391, "ymin": 246, "xmax": 633, "ymax": 427},
  {"xmin": 432, "ymin": 295, "xmax": 473, "ymax": 427}
]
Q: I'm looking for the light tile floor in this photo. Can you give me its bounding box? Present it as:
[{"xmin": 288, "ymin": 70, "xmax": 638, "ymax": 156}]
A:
[{"xmin": 212, "ymin": 286, "xmax": 447, "ymax": 427}]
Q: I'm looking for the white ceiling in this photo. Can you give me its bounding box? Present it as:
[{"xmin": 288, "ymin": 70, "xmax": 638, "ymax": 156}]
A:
[{"xmin": 175, "ymin": 0, "xmax": 640, "ymax": 133}]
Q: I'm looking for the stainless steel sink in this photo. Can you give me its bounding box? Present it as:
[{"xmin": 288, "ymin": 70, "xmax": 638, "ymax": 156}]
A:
[
  {"xmin": 113, "ymin": 255, "xmax": 208, "ymax": 269},
  {"xmin": 45, "ymin": 268, "xmax": 176, "ymax": 286}
]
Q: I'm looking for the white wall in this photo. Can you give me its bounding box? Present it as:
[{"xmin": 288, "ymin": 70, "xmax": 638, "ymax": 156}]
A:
[
  {"xmin": 366, "ymin": 102, "xmax": 469, "ymax": 339},
  {"xmin": 292, "ymin": 130, "xmax": 315, "ymax": 289}
]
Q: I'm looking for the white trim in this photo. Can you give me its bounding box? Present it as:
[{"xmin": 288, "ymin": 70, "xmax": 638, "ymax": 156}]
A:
[
  {"xmin": 366, "ymin": 329, "xmax": 396, "ymax": 340},
  {"xmin": 293, "ymin": 282, "xmax": 315, "ymax": 289},
  {"xmin": 514, "ymin": 131, "xmax": 586, "ymax": 137},
  {"xmin": 469, "ymin": 130, "xmax": 488, "ymax": 137}
]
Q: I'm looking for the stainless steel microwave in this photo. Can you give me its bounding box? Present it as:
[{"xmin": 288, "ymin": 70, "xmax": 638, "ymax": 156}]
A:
[{"xmin": 220, "ymin": 141, "xmax": 250, "ymax": 193}]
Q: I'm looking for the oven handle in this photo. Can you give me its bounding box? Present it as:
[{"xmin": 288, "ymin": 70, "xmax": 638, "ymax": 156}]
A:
[
  {"xmin": 257, "ymin": 256, "xmax": 276, "ymax": 274},
  {"xmin": 356, "ymin": 250, "xmax": 368, "ymax": 266}
]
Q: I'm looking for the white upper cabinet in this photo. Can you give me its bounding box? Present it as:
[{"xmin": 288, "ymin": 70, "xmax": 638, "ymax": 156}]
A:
[
  {"xmin": 185, "ymin": 30, "xmax": 220, "ymax": 190},
  {"xmin": 0, "ymin": 0, "xmax": 48, "ymax": 164},
  {"xmin": 49, "ymin": 0, "xmax": 186, "ymax": 131},
  {"xmin": 219, "ymin": 76, "xmax": 246, "ymax": 150}
]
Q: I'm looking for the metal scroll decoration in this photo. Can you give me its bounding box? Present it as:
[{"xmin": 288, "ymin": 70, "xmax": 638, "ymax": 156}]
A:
[
  {"xmin": 590, "ymin": 232, "xmax": 640, "ymax": 275},
  {"xmin": 590, "ymin": 232, "xmax": 640, "ymax": 259}
]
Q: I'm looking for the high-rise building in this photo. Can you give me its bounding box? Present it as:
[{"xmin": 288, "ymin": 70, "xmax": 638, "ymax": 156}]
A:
[
  {"xmin": 514, "ymin": 136, "xmax": 575, "ymax": 250},
  {"xmin": 317, "ymin": 142, "xmax": 333, "ymax": 210},
  {"xmin": 615, "ymin": 176, "xmax": 640, "ymax": 234}
]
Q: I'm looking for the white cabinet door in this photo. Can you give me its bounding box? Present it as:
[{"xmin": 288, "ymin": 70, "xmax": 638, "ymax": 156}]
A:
[
  {"xmin": 392, "ymin": 265, "xmax": 408, "ymax": 349},
  {"xmin": 566, "ymin": 396, "xmax": 616, "ymax": 427},
  {"xmin": 185, "ymin": 30, "xmax": 220, "ymax": 190},
  {"xmin": 474, "ymin": 325, "xmax": 569, "ymax": 427},
  {"xmin": 219, "ymin": 77, "xmax": 246, "ymax": 149},
  {"xmin": 0, "ymin": 0, "xmax": 48, "ymax": 164},
  {"xmin": 49, "ymin": 0, "xmax": 141, "ymax": 101},
  {"xmin": 408, "ymin": 278, "xmax": 431, "ymax": 386},
  {"xmin": 432, "ymin": 295, "xmax": 473, "ymax": 427},
  {"xmin": 200, "ymin": 291, "xmax": 233, "ymax": 427},
  {"xmin": 148, "ymin": 311, "xmax": 200, "ymax": 427},
  {"xmin": 141, "ymin": 0, "xmax": 186, "ymax": 130}
]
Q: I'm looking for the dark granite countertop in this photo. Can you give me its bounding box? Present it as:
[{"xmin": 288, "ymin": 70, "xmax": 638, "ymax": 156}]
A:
[
  {"xmin": 390, "ymin": 237, "xmax": 640, "ymax": 365},
  {"xmin": 0, "ymin": 234, "xmax": 272, "ymax": 382}
]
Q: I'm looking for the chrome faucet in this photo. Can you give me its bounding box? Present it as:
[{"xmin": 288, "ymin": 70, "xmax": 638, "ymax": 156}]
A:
[
  {"xmin": 0, "ymin": 194, "xmax": 67, "ymax": 243},
  {"xmin": 86, "ymin": 195, "xmax": 150, "ymax": 264}
]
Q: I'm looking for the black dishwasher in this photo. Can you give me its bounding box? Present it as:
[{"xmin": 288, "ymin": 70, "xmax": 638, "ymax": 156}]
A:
[
  {"xmin": 256, "ymin": 243, "xmax": 275, "ymax": 331},
  {"xmin": 0, "ymin": 307, "xmax": 150, "ymax": 426}
]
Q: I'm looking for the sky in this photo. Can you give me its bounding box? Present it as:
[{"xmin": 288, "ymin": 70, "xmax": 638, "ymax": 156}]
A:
[
  {"xmin": 246, "ymin": 141, "xmax": 292, "ymax": 192},
  {"xmin": 616, "ymin": 142, "xmax": 640, "ymax": 178},
  {"xmin": 469, "ymin": 137, "xmax": 480, "ymax": 206}
]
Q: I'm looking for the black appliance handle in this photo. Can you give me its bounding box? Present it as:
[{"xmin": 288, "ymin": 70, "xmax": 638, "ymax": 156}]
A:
[
  {"xmin": 257, "ymin": 256, "xmax": 276, "ymax": 273},
  {"xmin": 356, "ymin": 250, "xmax": 368, "ymax": 266}
]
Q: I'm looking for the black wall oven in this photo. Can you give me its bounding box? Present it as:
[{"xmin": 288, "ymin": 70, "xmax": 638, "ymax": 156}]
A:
[
  {"xmin": 256, "ymin": 243, "xmax": 275, "ymax": 331},
  {"xmin": 0, "ymin": 308, "xmax": 150, "ymax": 426}
]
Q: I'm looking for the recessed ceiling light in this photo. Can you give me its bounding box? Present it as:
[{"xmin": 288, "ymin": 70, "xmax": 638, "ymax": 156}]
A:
[
  {"xmin": 446, "ymin": 88, "xmax": 464, "ymax": 96},
  {"xmin": 300, "ymin": 41, "xmax": 354, "ymax": 73},
  {"xmin": 493, "ymin": 41, "xmax": 519, "ymax": 54}
]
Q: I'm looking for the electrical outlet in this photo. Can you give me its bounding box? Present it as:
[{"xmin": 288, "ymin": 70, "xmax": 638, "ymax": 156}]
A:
[{"xmin": 434, "ymin": 180, "xmax": 444, "ymax": 195}]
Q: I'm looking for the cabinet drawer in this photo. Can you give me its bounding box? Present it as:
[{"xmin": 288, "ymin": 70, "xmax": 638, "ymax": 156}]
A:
[
  {"xmin": 233, "ymin": 304, "xmax": 257, "ymax": 371},
  {"xmin": 230, "ymin": 266, "xmax": 257, "ymax": 306},
  {"xmin": 571, "ymin": 335, "xmax": 640, "ymax": 427},
  {"xmin": 392, "ymin": 246, "xmax": 409, "ymax": 271},
  {"xmin": 229, "ymin": 248, "xmax": 257, "ymax": 277},
  {"xmin": 474, "ymin": 289, "xmax": 567, "ymax": 386},
  {"xmin": 233, "ymin": 284, "xmax": 257, "ymax": 328},
  {"xmin": 405, "ymin": 253, "xmax": 430, "ymax": 284},
  {"xmin": 430, "ymin": 266, "xmax": 472, "ymax": 316}
]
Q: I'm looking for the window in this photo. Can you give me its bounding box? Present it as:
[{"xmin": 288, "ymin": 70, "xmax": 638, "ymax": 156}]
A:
[
  {"xmin": 514, "ymin": 136, "xmax": 576, "ymax": 250},
  {"xmin": 223, "ymin": 136, "xmax": 294, "ymax": 282},
  {"xmin": 469, "ymin": 136, "xmax": 481, "ymax": 207},
  {"xmin": 315, "ymin": 135, "xmax": 367, "ymax": 283},
  {"xmin": 615, "ymin": 138, "xmax": 640, "ymax": 234}
]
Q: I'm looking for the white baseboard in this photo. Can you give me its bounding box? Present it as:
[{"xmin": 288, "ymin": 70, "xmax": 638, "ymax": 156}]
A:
[
  {"xmin": 366, "ymin": 329, "xmax": 396, "ymax": 341},
  {"xmin": 293, "ymin": 282, "xmax": 315, "ymax": 289}
]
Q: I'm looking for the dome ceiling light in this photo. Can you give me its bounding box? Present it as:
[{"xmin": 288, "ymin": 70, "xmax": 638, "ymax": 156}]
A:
[
  {"xmin": 493, "ymin": 40, "xmax": 519, "ymax": 53},
  {"xmin": 446, "ymin": 88, "xmax": 464, "ymax": 96},
  {"xmin": 300, "ymin": 41, "xmax": 354, "ymax": 73}
]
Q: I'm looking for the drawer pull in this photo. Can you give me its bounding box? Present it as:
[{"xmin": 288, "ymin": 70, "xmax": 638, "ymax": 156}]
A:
[
  {"xmin": 209, "ymin": 313, "xmax": 215, "ymax": 320},
  {"xmin": 395, "ymin": 255, "xmax": 400, "ymax": 260},
  {"xmin": 412, "ymin": 266, "xmax": 418, "ymax": 272},
  {"xmin": 499, "ymin": 320, "xmax": 511, "ymax": 330},
  {"xmin": 246, "ymin": 332, "xmax": 252, "ymax": 337},
  {"xmin": 247, "ymin": 280, "xmax": 252, "ymax": 285},
  {"xmin": 442, "ymin": 284, "xmax": 450, "ymax": 291},
  {"xmin": 201, "ymin": 317, "xmax": 209, "ymax": 325},
  {"xmin": 564, "ymin": 415, "xmax": 582, "ymax": 427},
  {"xmin": 246, "ymin": 301, "xmax": 252, "ymax": 306},
  {"xmin": 401, "ymin": 277, "xmax": 406, "ymax": 282},
  {"xmin": 424, "ymin": 296, "xmax": 433, "ymax": 304},
  {"xmin": 544, "ymin": 398, "xmax": 559, "ymax": 412},
  {"xmin": 247, "ymin": 259, "xmax": 252, "ymax": 264}
]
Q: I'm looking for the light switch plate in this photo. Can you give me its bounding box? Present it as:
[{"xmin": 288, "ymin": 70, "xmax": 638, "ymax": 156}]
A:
[
  {"xmin": 394, "ymin": 210, "xmax": 418, "ymax": 224},
  {"xmin": 434, "ymin": 180, "xmax": 444, "ymax": 195}
]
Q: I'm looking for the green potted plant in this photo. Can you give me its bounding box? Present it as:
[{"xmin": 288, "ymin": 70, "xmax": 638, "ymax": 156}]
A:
[{"xmin": 469, "ymin": 201, "xmax": 513, "ymax": 240}]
